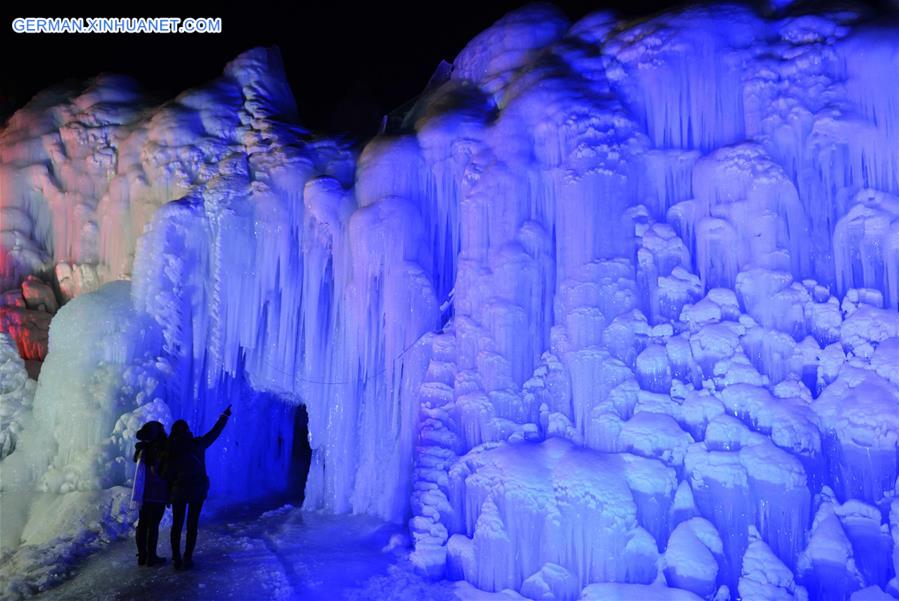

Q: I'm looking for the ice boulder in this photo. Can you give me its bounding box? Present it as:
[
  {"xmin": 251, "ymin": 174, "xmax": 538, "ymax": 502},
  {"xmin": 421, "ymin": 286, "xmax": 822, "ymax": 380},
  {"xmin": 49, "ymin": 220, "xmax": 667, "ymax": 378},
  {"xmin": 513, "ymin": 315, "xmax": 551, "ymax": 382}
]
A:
[
  {"xmin": 739, "ymin": 528, "xmax": 808, "ymax": 601},
  {"xmin": 447, "ymin": 438, "xmax": 674, "ymax": 595},
  {"xmin": 19, "ymin": 275, "xmax": 57, "ymax": 314},
  {"xmin": 663, "ymin": 517, "xmax": 724, "ymax": 598},
  {"xmin": 519, "ymin": 563, "xmax": 579, "ymax": 601},
  {"xmin": 813, "ymin": 368, "xmax": 899, "ymax": 504},
  {"xmin": 452, "ymin": 4, "xmax": 569, "ymax": 97},
  {"xmin": 685, "ymin": 421, "xmax": 810, "ymax": 588},
  {"xmin": 797, "ymin": 497, "xmax": 865, "ymax": 600}
]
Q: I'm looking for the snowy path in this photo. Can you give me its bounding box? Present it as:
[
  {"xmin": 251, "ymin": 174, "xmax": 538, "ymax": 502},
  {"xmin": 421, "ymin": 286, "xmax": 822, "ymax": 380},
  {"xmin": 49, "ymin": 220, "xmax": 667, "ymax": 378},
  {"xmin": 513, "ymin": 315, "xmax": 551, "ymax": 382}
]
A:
[{"xmin": 33, "ymin": 505, "xmax": 461, "ymax": 601}]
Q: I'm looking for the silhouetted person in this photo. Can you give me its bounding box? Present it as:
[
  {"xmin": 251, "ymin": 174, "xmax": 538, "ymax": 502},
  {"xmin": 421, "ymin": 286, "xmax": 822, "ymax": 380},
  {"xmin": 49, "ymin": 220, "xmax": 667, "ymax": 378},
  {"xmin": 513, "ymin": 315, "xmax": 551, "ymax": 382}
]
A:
[
  {"xmin": 163, "ymin": 406, "xmax": 231, "ymax": 570},
  {"xmin": 132, "ymin": 420, "xmax": 168, "ymax": 567}
]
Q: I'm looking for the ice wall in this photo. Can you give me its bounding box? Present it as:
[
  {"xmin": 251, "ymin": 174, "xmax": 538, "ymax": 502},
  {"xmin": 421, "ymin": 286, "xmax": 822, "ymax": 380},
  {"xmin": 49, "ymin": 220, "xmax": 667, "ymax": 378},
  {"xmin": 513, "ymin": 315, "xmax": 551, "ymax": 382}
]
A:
[
  {"xmin": 404, "ymin": 4, "xmax": 899, "ymax": 601},
  {"xmin": 2, "ymin": 3, "xmax": 899, "ymax": 600},
  {"xmin": 0, "ymin": 47, "xmax": 423, "ymax": 494},
  {"xmin": 0, "ymin": 48, "xmax": 436, "ymax": 596},
  {"xmin": 126, "ymin": 50, "xmax": 441, "ymax": 521},
  {"xmin": 0, "ymin": 75, "xmax": 153, "ymax": 295}
]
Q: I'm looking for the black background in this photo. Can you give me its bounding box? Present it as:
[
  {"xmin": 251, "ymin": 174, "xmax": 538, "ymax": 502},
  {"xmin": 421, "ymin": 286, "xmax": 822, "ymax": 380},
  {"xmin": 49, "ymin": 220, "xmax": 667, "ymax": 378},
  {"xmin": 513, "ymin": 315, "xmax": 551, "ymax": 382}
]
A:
[{"xmin": 1, "ymin": 0, "xmax": 895, "ymax": 138}]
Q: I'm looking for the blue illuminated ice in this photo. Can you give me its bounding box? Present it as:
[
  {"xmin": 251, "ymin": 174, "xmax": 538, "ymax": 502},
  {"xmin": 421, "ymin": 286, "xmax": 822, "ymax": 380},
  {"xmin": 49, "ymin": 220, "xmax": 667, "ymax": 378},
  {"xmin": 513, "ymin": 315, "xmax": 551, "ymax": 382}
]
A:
[{"xmin": 2, "ymin": 2, "xmax": 899, "ymax": 600}]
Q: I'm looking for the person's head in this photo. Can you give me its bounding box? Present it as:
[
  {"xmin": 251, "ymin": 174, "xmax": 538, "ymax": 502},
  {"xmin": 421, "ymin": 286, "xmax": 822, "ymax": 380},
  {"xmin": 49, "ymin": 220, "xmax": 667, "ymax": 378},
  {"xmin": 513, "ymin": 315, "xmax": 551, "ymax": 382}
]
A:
[
  {"xmin": 136, "ymin": 420, "xmax": 166, "ymax": 442},
  {"xmin": 171, "ymin": 419, "xmax": 192, "ymax": 439}
]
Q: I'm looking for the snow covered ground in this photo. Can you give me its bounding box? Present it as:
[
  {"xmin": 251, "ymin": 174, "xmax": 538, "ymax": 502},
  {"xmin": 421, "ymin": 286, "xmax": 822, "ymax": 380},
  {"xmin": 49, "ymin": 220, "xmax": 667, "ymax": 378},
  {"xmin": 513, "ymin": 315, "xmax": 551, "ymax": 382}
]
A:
[
  {"xmin": 28, "ymin": 503, "xmax": 711, "ymax": 600},
  {"xmin": 33, "ymin": 506, "xmax": 459, "ymax": 601}
]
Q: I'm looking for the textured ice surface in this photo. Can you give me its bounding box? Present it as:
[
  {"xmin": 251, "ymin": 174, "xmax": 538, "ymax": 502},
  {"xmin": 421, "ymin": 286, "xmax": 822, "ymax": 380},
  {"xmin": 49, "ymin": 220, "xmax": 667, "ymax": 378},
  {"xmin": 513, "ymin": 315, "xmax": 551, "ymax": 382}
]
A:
[
  {"xmin": 2, "ymin": 2, "xmax": 899, "ymax": 600},
  {"xmin": 0, "ymin": 276, "xmax": 54, "ymax": 365},
  {"xmin": 0, "ymin": 333, "xmax": 35, "ymax": 460}
]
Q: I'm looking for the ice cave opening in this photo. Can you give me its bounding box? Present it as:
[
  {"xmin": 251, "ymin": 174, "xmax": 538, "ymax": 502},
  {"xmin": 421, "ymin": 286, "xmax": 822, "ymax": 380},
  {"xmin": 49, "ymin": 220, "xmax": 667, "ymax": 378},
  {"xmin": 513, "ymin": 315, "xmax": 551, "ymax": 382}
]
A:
[
  {"xmin": 192, "ymin": 377, "xmax": 313, "ymax": 510},
  {"xmin": 3, "ymin": 2, "xmax": 899, "ymax": 600},
  {"xmin": 290, "ymin": 404, "xmax": 314, "ymax": 504}
]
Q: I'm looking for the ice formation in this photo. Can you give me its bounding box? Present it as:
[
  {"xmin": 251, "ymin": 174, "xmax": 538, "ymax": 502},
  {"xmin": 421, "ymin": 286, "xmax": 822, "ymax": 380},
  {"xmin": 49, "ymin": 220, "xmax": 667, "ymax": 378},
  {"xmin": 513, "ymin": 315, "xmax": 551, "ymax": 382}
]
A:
[
  {"xmin": 0, "ymin": 333, "xmax": 35, "ymax": 460},
  {"xmin": 2, "ymin": 2, "xmax": 899, "ymax": 599},
  {"xmin": 0, "ymin": 275, "xmax": 56, "ymax": 376}
]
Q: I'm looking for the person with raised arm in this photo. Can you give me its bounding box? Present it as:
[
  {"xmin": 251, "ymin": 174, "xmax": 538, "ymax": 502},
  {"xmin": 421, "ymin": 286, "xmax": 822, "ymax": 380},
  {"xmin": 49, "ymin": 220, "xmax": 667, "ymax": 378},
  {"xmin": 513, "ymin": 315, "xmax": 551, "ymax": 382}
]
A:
[{"xmin": 162, "ymin": 405, "xmax": 232, "ymax": 570}]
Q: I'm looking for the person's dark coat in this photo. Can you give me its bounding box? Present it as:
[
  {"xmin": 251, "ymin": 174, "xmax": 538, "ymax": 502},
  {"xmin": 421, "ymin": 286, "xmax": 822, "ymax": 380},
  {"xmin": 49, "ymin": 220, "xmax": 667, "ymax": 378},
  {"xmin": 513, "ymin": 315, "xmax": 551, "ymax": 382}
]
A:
[
  {"xmin": 162, "ymin": 415, "xmax": 229, "ymax": 504},
  {"xmin": 134, "ymin": 422, "xmax": 168, "ymax": 504}
]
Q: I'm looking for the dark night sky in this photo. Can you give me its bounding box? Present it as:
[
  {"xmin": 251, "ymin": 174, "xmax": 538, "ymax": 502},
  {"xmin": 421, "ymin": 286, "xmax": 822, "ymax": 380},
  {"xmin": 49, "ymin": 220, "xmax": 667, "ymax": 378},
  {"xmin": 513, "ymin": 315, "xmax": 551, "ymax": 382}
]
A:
[{"xmin": 1, "ymin": 0, "xmax": 895, "ymax": 138}]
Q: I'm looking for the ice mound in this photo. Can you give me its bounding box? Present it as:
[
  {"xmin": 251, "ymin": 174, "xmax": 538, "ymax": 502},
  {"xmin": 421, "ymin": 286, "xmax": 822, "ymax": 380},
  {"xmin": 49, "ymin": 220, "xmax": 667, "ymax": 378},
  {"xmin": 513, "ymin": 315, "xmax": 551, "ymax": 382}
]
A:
[
  {"xmin": 813, "ymin": 368, "xmax": 899, "ymax": 503},
  {"xmin": 0, "ymin": 283, "xmax": 162, "ymax": 596},
  {"xmin": 740, "ymin": 527, "xmax": 808, "ymax": 601},
  {"xmin": 444, "ymin": 438, "xmax": 673, "ymax": 592},
  {"xmin": 2, "ymin": 2, "xmax": 899, "ymax": 600},
  {"xmin": 0, "ymin": 333, "xmax": 36, "ymax": 460}
]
